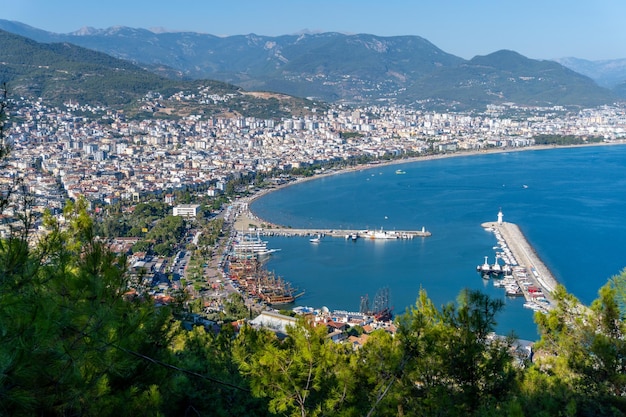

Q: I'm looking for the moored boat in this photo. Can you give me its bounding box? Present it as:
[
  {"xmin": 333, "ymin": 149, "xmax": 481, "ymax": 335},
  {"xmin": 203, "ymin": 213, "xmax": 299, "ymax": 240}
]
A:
[
  {"xmin": 232, "ymin": 232, "xmax": 280, "ymax": 258},
  {"xmin": 368, "ymin": 227, "xmax": 399, "ymax": 239}
]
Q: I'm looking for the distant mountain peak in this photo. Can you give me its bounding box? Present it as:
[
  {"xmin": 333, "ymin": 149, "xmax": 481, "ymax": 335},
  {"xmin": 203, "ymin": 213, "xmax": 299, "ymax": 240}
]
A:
[
  {"xmin": 291, "ymin": 29, "xmax": 325, "ymax": 36},
  {"xmin": 148, "ymin": 26, "xmax": 172, "ymax": 34},
  {"xmin": 72, "ymin": 26, "xmax": 100, "ymax": 36},
  {"xmin": 0, "ymin": 19, "xmax": 621, "ymax": 106},
  {"xmin": 473, "ymin": 49, "xmax": 528, "ymax": 62}
]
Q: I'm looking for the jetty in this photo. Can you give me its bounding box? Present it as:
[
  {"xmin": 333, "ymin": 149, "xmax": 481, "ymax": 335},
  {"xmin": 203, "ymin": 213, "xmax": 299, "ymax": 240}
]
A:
[
  {"xmin": 230, "ymin": 202, "xmax": 431, "ymax": 240},
  {"xmin": 255, "ymin": 227, "xmax": 431, "ymax": 239},
  {"xmin": 481, "ymin": 210, "xmax": 559, "ymax": 310}
]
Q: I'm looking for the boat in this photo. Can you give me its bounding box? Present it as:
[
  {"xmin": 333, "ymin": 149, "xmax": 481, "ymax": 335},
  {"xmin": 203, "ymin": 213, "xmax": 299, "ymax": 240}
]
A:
[
  {"xmin": 368, "ymin": 227, "xmax": 399, "ymax": 239},
  {"xmin": 505, "ymin": 285, "xmax": 523, "ymax": 297},
  {"xmin": 395, "ymin": 169, "xmax": 406, "ymax": 175},
  {"xmin": 264, "ymin": 291, "xmax": 305, "ymax": 306},
  {"xmin": 232, "ymin": 232, "xmax": 279, "ymax": 258},
  {"xmin": 310, "ymin": 235, "xmax": 321, "ymax": 243},
  {"xmin": 259, "ymin": 272, "xmax": 304, "ymax": 306},
  {"xmin": 351, "ymin": 233, "xmax": 358, "ymax": 241},
  {"xmin": 493, "ymin": 279, "xmax": 506, "ymax": 287},
  {"xmin": 360, "ymin": 288, "xmax": 394, "ymax": 321}
]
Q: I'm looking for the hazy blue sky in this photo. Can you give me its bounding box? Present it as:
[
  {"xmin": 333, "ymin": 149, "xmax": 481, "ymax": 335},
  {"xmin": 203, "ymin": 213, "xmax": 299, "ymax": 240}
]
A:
[{"xmin": 1, "ymin": 0, "xmax": 624, "ymax": 60}]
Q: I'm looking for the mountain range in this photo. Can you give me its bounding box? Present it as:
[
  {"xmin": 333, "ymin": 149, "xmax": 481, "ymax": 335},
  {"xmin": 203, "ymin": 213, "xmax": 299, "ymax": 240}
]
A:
[
  {"xmin": 1, "ymin": 19, "xmax": 625, "ymax": 110},
  {"xmin": 554, "ymin": 57, "xmax": 626, "ymax": 88},
  {"xmin": 0, "ymin": 28, "xmax": 318, "ymax": 119}
]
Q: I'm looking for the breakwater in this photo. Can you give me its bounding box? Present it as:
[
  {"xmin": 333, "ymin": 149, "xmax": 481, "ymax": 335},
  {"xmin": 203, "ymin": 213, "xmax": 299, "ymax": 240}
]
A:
[
  {"xmin": 254, "ymin": 227, "xmax": 431, "ymax": 239},
  {"xmin": 482, "ymin": 220, "xmax": 559, "ymax": 308}
]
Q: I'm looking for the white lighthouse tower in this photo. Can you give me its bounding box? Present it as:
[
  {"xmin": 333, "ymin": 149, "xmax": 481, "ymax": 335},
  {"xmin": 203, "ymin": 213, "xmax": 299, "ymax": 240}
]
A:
[{"xmin": 497, "ymin": 208, "xmax": 503, "ymax": 225}]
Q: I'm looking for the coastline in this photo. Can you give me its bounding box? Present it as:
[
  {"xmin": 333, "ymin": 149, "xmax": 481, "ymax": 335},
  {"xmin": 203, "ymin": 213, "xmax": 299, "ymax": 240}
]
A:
[
  {"xmin": 234, "ymin": 141, "xmax": 626, "ymax": 232},
  {"xmin": 224, "ymin": 142, "xmax": 626, "ymax": 337}
]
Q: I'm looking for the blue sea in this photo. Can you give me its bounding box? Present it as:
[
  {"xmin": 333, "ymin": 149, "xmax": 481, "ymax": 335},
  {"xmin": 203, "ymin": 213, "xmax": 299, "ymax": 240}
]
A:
[{"xmin": 250, "ymin": 145, "xmax": 626, "ymax": 340}]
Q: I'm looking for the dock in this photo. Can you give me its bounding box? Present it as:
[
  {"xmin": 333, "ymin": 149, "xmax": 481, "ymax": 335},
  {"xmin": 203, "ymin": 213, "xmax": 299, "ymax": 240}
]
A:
[
  {"xmin": 231, "ymin": 204, "xmax": 430, "ymax": 239},
  {"xmin": 255, "ymin": 227, "xmax": 431, "ymax": 239},
  {"xmin": 481, "ymin": 219, "xmax": 558, "ymax": 309}
]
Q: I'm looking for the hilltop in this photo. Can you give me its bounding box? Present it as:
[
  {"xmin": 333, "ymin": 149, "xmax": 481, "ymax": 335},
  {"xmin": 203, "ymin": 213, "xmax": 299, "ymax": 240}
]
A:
[{"xmin": 0, "ymin": 20, "xmax": 621, "ymax": 109}]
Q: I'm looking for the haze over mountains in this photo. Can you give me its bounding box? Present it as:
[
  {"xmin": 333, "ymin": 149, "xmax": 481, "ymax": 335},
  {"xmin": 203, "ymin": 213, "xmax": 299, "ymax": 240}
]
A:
[
  {"xmin": 1, "ymin": 19, "xmax": 625, "ymax": 110},
  {"xmin": 0, "ymin": 29, "xmax": 318, "ymax": 119}
]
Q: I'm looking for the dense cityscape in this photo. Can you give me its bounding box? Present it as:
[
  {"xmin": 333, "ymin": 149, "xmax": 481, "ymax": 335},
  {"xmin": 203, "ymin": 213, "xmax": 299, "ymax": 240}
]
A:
[{"xmin": 3, "ymin": 89, "xmax": 626, "ymax": 219}]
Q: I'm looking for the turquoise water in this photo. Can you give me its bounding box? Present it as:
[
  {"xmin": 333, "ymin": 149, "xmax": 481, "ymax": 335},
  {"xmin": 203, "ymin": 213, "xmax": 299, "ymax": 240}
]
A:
[{"xmin": 250, "ymin": 145, "xmax": 626, "ymax": 340}]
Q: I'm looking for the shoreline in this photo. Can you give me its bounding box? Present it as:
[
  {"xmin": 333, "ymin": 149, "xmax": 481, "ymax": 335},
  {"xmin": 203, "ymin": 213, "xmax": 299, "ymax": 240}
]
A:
[{"xmin": 233, "ymin": 141, "xmax": 626, "ymax": 232}]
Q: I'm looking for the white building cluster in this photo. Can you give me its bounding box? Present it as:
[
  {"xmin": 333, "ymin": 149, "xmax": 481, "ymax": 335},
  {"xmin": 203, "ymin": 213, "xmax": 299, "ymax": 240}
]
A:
[{"xmin": 2, "ymin": 93, "xmax": 626, "ymax": 215}]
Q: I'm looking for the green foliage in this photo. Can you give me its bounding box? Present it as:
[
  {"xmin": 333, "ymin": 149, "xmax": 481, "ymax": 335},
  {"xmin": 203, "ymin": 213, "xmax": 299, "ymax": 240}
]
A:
[
  {"xmin": 0, "ymin": 30, "xmax": 317, "ymax": 118},
  {"xmin": 165, "ymin": 326, "xmax": 270, "ymax": 416},
  {"xmin": 339, "ymin": 131, "xmax": 364, "ymax": 139},
  {"xmin": 222, "ymin": 292, "xmax": 250, "ymax": 322},
  {"xmin": 391, "ymin": 288, "xmax": 517, "ymax": 416},
  {"xmin": 610, "ymin": 268, "xmax": 626, "ymax": 319},
  {"xmin": 146, "ymin": 215, "xmax": 186, "ymax": 255},
  {"xmin": 530, "ymin": 282, "xmax": 626, "ymax": 416},
  {"xmin": 533, "ymin": 134, "xmax": 604, "ymax": 145},
  {"xmin": 235, "ymin": 317, "xmax": 353, "ymax": 417},
  {"xmin": 0, "ymin": 197, "xmax": 177, "ymax": 416}
]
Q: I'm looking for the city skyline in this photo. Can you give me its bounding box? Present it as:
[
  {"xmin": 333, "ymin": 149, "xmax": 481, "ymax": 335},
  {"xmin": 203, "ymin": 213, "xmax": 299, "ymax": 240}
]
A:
[{"xmin": 1, "ymin": 0, "xmax": 625, "ymax": 61}]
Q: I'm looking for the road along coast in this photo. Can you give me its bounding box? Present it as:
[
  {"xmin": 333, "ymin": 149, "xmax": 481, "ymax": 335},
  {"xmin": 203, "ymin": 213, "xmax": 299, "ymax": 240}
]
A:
[{"xmin": 481, "ymin": 219, "xmax": 558, "ymax": 309}]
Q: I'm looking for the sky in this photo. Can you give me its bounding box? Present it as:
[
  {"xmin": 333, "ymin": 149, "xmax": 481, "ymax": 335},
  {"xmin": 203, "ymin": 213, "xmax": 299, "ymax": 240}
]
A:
[{"xmin": 1, "ymin": 0, "xmax": 625, "ymax": 61}]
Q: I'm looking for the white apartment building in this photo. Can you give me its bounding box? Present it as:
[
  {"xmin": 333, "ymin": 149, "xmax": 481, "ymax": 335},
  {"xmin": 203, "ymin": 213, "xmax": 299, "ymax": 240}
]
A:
[{"xmin": 173, "ymin": 204, "xmax": 200, "ymax": 217}]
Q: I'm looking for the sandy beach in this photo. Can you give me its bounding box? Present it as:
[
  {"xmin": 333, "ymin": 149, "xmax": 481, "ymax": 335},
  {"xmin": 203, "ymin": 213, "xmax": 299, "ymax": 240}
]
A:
[{"xmin": 231, "ymin": 142, "xmax": 625, "ymax": 230}]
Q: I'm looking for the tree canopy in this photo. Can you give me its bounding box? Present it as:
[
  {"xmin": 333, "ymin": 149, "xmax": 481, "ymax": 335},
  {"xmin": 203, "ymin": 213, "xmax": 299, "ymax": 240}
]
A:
[{"xmin": 1, "ymin": 89, "xmax": 626, "ymax": 416}]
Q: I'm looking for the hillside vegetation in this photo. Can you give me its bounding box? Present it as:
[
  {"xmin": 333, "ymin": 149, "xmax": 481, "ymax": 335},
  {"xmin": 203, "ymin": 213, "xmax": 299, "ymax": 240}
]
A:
[{"xmin": 0, "ymin": 29, "xmax": 321, "ymax": 119}]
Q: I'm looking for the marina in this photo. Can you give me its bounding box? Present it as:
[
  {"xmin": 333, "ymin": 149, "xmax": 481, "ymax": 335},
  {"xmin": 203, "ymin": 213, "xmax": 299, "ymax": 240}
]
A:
[{"xmin": 479, "ymin": 210, "xmax": 558, "ymax": 312}]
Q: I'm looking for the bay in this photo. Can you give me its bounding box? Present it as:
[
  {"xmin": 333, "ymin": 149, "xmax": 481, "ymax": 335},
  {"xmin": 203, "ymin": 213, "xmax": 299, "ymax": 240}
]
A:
[{"xmin": 250, "ymin": 145, "xmax": 626, "ymax": 340}]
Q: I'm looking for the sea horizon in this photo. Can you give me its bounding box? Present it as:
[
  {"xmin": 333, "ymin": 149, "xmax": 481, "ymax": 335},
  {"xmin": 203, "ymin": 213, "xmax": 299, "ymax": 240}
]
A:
[{"xmin": 248, "ymin": 144, "xmax": 626, "ymax": 340}]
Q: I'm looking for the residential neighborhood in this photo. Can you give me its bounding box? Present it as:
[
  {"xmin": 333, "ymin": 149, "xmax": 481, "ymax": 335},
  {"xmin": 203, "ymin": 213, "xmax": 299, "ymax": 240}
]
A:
[{"xmin": 2, "ymin": 91, "xmax": 625, "ymax": 222}]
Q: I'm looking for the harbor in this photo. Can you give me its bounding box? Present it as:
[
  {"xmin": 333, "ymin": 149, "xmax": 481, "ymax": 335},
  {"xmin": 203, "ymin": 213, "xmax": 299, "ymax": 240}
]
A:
[
  {"xmin": 479, "ymin": 210, "xmax": 559, "ymax": 313},
  {"xmin": 225, "ymin": 203, "xmax": 431, "ymax": 310}
]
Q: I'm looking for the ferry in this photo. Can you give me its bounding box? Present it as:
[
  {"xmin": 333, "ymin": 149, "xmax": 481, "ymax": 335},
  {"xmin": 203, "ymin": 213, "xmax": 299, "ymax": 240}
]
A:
[
  {"xmin": 344, "ymin": 233, "xmax": 358, "ymax": 241},
  {"xmin": 232, "ymin": 232, "xmax": 279, "ymax": 258},
  {"xmin": 367, "ymin": 227, "xmax": 399, "ymax": 239}
]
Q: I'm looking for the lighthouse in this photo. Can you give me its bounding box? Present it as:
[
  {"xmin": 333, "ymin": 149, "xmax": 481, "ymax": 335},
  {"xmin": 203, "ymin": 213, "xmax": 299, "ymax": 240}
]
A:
[{"xmin": 497, "ymin": 208, "xmax": 503, "ymax": 225}]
